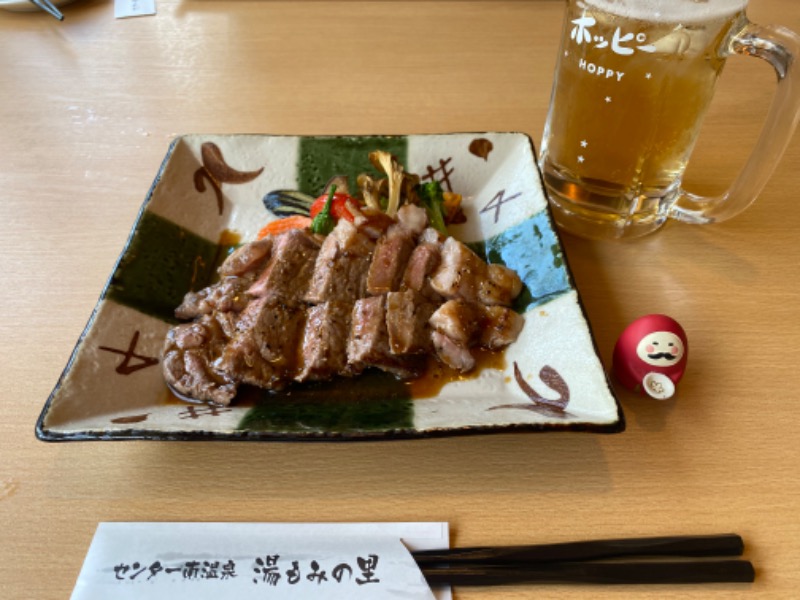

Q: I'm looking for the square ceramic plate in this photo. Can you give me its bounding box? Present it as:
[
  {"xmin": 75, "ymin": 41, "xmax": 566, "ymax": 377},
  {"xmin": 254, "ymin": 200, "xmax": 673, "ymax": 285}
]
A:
[{"xmin": 36, "ymin": 133, "xmax": 623, "ymax": 441}]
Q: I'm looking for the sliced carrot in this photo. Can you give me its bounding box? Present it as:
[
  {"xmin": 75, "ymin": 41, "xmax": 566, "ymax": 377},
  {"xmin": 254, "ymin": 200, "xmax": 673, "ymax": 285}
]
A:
[{"xmin": 257, "ymin": 215, "xmax": 312, "ymax": 239}]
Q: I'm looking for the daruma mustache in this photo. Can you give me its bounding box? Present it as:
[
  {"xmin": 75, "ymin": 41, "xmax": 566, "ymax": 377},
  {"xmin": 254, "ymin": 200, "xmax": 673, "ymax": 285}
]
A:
[{"xmin": 648, "ymin": 352, "xmax": 678, "ymax": 360}]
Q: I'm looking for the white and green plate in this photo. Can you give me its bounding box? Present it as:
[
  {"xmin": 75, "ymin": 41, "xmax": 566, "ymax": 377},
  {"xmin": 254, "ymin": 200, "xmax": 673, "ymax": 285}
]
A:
[{"xmin": 36, "ymin": 133, "xmax": 623, "ymax": 441}]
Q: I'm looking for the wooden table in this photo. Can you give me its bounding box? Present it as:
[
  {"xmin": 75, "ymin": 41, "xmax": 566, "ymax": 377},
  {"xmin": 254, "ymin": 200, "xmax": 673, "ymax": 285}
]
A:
[{"xmin": 2, "ymin": 1, "xmax": 799, "ymax": 598}]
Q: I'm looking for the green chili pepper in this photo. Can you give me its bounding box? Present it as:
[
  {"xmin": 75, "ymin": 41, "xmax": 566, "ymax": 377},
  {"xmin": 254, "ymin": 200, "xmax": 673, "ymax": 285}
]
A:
[{"xmin": 310, "ymin": 184, "xmax": 337, "ymax": 235}]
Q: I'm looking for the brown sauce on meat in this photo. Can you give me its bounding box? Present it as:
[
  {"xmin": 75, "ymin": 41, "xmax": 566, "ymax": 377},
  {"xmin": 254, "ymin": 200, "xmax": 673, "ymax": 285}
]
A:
[
  {"xmin": 164, "ymin": 350, "xmax": 508, "ymax": 406},
  {"xmin": 407, "ymin": 348, "xmax": 507, "ymax": 399}
]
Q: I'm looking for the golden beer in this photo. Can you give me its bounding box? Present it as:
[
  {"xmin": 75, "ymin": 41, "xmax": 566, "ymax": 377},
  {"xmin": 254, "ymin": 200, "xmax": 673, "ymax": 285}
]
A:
[{"xmin": 540, "ymin": 0, "xmax": 748, "ymax": 239}]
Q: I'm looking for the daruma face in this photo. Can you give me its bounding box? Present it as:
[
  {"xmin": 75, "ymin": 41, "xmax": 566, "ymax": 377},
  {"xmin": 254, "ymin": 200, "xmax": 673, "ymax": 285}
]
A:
[
  {"xmin": 636, "ymin": 331, "xmax": 684, "ymax": 367},
  {"xmin": 612, "ymin": 314, "xmax": 689, "ymax": 397}
]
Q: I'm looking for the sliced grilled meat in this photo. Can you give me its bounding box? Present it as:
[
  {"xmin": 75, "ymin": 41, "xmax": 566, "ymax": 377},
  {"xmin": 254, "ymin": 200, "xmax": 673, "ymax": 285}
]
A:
[
  {"xmin": 218, "ymin": 236, "xmax": 273, "ymax": 277},
  {"xmin": 163, "ymin": 201, "xmax": 526, "ymax": 404},
  {"xmin": 430, "ymin": 236, "xmax": 522, "ymax": 306},
  {"xmin": 428, "ymin": 300, "xmax": 526, "ymax": 370},
  {"xmin": 174, "ymin": 275, "xmax": 253, "ymax": 320},
  {"xmin": 385, "ymin": 289, "xmax": 436, "ymax": 355},
  {"xmin": 348, "ymin": 296, "xmax": 424, "ymax": 378},
  {"xmin": 366, "ymin": 231, "xmax": 415, "ymax": 295},
  {"xmin": 431, "ymin": 330, "xmax": 475, "ymax": 372},
  {"xmin": 296, "ymin": 301, "xmax": 353, "ymax": 382},
  {"xmin": 215, "ymin": 298, "xmax": 306, "ymax": 391},
  {"xmin": 162, "ymin": 313, "xmax": 237, "ymax": 405},
  {"xmin": 305, "ymin": 219, "xmax": 374, "ymax": 305},
  {"xmin": 247, "ymin": 228, "xmax": 321, "ymax": 302},
  {"xmin": 479, "ymin": 305, "xmax": 525, "ymax": 349}
]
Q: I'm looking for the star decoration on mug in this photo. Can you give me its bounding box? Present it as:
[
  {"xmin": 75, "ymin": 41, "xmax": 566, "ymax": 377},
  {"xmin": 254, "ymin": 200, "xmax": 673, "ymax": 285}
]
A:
[{"xmin": 577, "ymin": 140, "xmax": 588, "ymax": 165}]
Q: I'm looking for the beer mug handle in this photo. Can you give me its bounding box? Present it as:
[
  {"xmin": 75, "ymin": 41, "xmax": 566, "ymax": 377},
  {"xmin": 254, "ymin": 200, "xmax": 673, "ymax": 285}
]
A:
[{"xmin": 669, "ymin": 22, "xmax": 800, "ymax": 225}]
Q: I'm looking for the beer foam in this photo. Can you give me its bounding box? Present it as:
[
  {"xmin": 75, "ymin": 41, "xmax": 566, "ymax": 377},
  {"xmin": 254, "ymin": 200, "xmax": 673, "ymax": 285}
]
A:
[{"xmin": 580, "ymin": 0, "xmax": 747, "ymax": 23}]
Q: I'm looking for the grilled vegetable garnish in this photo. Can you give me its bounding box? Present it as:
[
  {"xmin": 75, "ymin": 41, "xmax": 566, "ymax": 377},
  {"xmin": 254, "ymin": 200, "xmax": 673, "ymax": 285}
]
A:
[
  {"xmin": 417, "ymin": 180, "xmax": 447, "ymax": 235},
  {"xmin": 257, "ymin": 215, "xmax": 312, "ymax": 239},
  {"xmin": 310, "ymin": 185, "xmax": 338, "ymax": 235},
  {"xmin": 310, "ymin": 190, "xmax": 357, "ymax": 223},
  {"xmin": 260, "ymin": 151, "xmax": 463, "ymax": 236},
  {"xmin": 368, "ymin": 150, "xmax": 421, "ymax": 218}
]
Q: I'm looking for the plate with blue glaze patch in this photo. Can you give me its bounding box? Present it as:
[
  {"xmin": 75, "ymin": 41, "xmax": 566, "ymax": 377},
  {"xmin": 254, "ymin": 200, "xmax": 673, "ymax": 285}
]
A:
[{"xmin": 36, "ymin": 133, "xmax": 623, "ymax": 441}]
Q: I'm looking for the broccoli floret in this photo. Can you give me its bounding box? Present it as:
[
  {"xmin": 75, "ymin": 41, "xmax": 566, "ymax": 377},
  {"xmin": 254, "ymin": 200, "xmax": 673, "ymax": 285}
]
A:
[{"xmin": 417, "ymin": 181, "xmax": 447, "ymax": 234}]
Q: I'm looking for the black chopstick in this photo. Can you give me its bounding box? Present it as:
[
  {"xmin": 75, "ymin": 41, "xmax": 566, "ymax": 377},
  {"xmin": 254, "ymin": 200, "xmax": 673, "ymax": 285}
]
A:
[
  {"xmin": 421, "ymin": 559, "xmax": 755, "ymax": 586},
  {"xmin": 412, "ymin": 533, "xmax": 744, "ymax": 566},
  {"xmin": 413, "ymin": 534, "xmax": 754, "ymax": 587}
]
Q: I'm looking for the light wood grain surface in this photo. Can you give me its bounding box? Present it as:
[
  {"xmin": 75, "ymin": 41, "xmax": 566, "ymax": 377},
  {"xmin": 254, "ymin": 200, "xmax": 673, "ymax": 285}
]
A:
[{"xmin": 2, "ymin": 1, "xmax": 799, "ymax": 598}]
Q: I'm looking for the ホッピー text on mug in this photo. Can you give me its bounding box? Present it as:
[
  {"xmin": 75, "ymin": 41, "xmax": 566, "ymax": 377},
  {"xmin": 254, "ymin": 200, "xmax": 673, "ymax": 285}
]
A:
[{"xmin": 539, "ymin": 0, "xmax": 800, "ymax": 240}]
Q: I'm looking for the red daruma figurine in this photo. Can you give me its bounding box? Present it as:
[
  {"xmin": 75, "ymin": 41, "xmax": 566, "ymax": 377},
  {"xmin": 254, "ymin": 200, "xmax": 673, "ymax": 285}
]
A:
[{"xmin": 612, "ymin": 315, "xmax": 688, "ymax": 400}]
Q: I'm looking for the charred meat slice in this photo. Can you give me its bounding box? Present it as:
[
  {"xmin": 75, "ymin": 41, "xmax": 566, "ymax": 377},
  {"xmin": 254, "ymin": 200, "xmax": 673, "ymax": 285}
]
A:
[
  {"xmin": 428, "ymin": 299, "xmax": 480, "ymax": 345},
  {"xmin": 385, "ymin": 289, "xmax": 436, "ymax": 355},
  {"xmin": 347, "ymin": 296, "xmax": 388, "ymax": 369},
  {"xmin": 162, "ymin": 314, "xmax": 237, "ymax": 405},
  {"xmin": 366, "ymin": 231, "xmax": 415, "ymax": 295},
  {"xmin": 347, "ymin": 296, "xmax": 424, "ymax": 379},
  {"xmin": 430, "ymin": 237, "xmax": 522, "ymax": 307},
  {"xmin": 233, "ymin": 296, "xmax": 306, "ymax": 366},
  {"xmin": 480, "ymin": 264, "xmax": 524, "ymax": 307},
  {"xmin": 174, "ymin": 276, "xmax": 253, "ymax": 320},
  {"xmin": 402, "ymin": 241, "xmax": 442, "ymax": 300},
  {"xmin": 431, "ymin": 330, "xmax": 475, "ymax": 373},
  {"xmin": 429, "ymin": 300, "xmax": 526, "ymax": 366},
  {"xmin": 479, "ymin": 305, "xmax": 525, "ymax": 349},
  {"xmin": 216, "ymin": 332, "xmax": 282, "ymax": 390},
  {"xmin": 218, "ymin": 237, "xmax": 273, "ymax": 277},
  {"xmin": 296, "ymin": 301, "xmax": 353, "ymax": 382},
  {"xmin": 251, "ymin": 302, "xmax": 307, "ymax": 367},
  {"xmin": 247, "ymin": 228, "xmax": 321, "ymax": 303},
  {"xmin": 216, "ymin": 296, "xmax": 307, "ymax": 390},
  {"xmin": 428, "ymin": 300, "xmax": 526, "ymax": 370},
  {"xmin": 217, "ymin": 297, "xmax": 305, "ymax": 389},
  {"xmin": 429, "ymin": 237, "xmax": 484, "ymax": 303},
  {"xmin": 366, "ymin": 205, "xmax": 429, "ymax": 295},
  {"xmin": 305, "ymin": 219, "xmax": 374, "ymax": 305}
]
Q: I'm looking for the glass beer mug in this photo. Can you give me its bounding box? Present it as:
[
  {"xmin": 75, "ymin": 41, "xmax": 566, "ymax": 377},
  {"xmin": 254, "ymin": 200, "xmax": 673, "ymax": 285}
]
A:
[{"xmin": 539, "ymin": 0, "xmax": 800, "ymax": 240}]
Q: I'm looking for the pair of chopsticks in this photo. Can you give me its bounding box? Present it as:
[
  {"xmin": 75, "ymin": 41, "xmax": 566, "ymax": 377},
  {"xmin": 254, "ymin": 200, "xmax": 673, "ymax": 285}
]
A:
[{"xmin": 412, "ymin": 534, "xmax": 755, "ymax": 586}]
